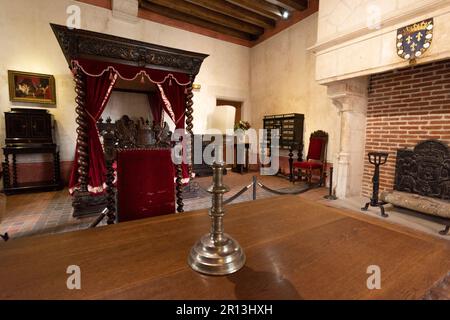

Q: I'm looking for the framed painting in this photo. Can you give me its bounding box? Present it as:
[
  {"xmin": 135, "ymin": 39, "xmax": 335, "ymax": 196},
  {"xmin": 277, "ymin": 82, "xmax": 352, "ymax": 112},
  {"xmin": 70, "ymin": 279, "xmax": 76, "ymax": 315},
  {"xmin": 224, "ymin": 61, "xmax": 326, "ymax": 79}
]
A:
[{"xmin": 8, "ymin": 70, "xmax": 56, "ymax": 105}]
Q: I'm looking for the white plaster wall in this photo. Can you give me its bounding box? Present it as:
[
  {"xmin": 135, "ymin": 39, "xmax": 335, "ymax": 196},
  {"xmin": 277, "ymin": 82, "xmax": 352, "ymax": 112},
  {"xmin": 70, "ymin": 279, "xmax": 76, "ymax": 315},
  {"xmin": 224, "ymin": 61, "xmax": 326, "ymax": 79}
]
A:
[
  {"xmin": 250, "ymin": 13, "xmax": 340, "ymax": 162},
  {"xmin": 314, "ymin": 0, "xmax": 450, "ymax": 83},
  {"xmin": 0, "ymin": 0, "xmax": 250, "ymax": 162},
  {"xmin": 102, "ymin": 92, "xmax": 151, "ymax": 121}
]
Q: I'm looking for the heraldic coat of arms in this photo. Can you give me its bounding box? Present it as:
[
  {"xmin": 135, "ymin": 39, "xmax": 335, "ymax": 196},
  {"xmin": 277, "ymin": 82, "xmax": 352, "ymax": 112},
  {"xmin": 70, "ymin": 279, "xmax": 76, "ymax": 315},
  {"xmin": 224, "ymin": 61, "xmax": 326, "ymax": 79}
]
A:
[{"xmin": 397, "ymin": 18, "xmax": 434, "ymax": 62}]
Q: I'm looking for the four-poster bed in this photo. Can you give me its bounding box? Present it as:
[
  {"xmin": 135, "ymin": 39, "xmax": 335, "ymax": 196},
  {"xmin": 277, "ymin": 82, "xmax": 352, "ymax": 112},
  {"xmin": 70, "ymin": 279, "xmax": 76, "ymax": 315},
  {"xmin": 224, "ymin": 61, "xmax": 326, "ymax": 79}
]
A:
[{"xmin": 50, "ymin": 24, "xmax": 208, "ymax": 218}]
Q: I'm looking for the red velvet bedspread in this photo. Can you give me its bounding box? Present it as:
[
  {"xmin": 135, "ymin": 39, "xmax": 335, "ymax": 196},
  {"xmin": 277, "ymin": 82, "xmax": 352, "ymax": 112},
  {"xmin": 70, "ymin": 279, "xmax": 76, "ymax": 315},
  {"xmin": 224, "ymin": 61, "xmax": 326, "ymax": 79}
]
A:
[{"xmin": 116, "ymin": 149, "xmax": 175, "ymax": 222}]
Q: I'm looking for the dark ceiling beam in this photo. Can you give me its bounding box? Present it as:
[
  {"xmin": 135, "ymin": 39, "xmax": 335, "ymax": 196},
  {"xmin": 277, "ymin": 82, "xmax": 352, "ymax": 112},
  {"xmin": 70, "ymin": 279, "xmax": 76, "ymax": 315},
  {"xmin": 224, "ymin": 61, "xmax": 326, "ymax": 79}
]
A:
[
  {"xmin": 139, "ymin": 1, "xmax": 255, "ymax": 41},
  {"xmin": 275, "ymin": 0, "xmax": 308, "ymax": 11},
  {"xmin": 144, "ymin": 0, "xmax": 264, "ymax": 36},
  {"xmin": 185, "ymin": 0, "xmax": 276, "ymax": 29},
  {"xmin": 226, "ymin": 0, "xmax": 284, "ymax": 21}
]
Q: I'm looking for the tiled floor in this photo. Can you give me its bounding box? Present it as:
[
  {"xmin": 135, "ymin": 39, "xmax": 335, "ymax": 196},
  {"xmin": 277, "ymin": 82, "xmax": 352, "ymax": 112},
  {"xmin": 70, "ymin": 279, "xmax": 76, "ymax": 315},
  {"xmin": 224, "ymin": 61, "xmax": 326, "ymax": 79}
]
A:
[
  {"xmin": 0, "ymin": 172, "xmax": 320, "ymax": 240},
  {"xmin": 4, "ymin": 170, "xmax": 445, "ymax": 242}
]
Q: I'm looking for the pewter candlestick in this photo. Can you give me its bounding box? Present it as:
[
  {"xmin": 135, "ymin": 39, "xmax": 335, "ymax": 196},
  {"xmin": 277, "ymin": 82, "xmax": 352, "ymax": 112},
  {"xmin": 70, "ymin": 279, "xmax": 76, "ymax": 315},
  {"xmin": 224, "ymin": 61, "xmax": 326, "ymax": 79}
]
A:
[{"xmin": 188, "ymin": 162, "xmax": 245, "ymax": 275}]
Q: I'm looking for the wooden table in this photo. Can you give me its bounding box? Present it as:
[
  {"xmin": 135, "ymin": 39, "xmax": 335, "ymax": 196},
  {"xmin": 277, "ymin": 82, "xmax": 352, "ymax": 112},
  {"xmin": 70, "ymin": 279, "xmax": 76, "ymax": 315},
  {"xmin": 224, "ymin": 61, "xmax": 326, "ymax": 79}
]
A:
[{"xmin": 1, "ymin": 196, "xmax": 449, "ymax": 299}]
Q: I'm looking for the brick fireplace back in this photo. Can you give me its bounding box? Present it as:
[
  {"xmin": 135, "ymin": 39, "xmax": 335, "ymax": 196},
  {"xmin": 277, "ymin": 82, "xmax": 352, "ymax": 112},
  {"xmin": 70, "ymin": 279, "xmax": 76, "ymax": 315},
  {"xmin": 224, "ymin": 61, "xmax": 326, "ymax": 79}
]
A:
[{"xmin": 363, "ymin": 59, "xmax": 450, "ymax": 197}]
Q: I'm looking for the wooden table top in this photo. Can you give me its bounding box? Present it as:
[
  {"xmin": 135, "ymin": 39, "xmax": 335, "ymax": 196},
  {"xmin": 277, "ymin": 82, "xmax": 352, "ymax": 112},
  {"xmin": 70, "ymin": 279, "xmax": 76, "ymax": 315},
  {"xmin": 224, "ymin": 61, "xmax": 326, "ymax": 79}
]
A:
[{"xmin": 1, "ymin": 196, "xmax": 449, "ymax": 300}]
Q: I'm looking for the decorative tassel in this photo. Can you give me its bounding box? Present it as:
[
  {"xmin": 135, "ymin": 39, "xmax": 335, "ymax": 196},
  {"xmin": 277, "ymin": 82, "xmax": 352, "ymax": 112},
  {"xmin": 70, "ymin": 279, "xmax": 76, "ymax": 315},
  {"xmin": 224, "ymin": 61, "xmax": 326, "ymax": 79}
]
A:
[
  {"xmin": 169, "ymin": 77, "xmax": 173, "ymax": 86},
  {"xmin": 140, "ymin": 72, "xmax": 145, "ymax": 84},
  {"xmin": 109, "ymin": 71, "xmax": 114, "ymax": 81}
]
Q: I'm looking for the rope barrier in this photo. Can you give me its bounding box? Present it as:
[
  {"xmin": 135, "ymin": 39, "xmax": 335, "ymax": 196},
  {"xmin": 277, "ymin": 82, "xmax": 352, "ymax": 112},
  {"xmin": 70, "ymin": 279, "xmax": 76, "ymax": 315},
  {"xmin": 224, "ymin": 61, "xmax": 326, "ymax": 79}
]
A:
[
  {"xmin": 91, "ymin": 175, "xmax": 324, "ymax": 228},
  {"xmin": 257, "ymin": 181, "xmax": 320, "ymax": 196},
  {"xmin": 222, "ymin": 175, "xmax": 322, "ymax": 205},
  {"xmin": 223, "ymin": 182, "xmax": 254, "ymax": 205}
]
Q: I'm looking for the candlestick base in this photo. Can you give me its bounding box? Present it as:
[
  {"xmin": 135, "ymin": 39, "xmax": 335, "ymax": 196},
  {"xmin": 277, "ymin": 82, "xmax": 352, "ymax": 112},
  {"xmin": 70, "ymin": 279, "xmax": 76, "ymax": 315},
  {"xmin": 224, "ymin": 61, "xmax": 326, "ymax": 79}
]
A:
[{"xmin": 188, "ymin": 233, "xmax": 246, "ymax": 276}]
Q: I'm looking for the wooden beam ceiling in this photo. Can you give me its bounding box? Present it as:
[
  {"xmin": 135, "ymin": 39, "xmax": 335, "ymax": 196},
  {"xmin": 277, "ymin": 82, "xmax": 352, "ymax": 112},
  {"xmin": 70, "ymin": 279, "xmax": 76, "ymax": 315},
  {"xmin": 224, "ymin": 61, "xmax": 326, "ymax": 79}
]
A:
[
  {"xmin": 273, "ymin": 0, "xmax": 308, "ymax": 11},
  {"xmin": 139, "ymin": 0, "xmax": 255, "ymax": 40},
  {"xmin": 142, "ymin": 0, "xmax": 264, "ymax": 37},
  {"xmin": 185, "ymin": 0, "xmax": 276, "ymax": 29},
  {"xmin": 78, "ymin": 0, "xmax": 318, "ymax": 47},
  {"xmin": 226, "ymin": 0, "xmax": 284, "ymax": 20}
]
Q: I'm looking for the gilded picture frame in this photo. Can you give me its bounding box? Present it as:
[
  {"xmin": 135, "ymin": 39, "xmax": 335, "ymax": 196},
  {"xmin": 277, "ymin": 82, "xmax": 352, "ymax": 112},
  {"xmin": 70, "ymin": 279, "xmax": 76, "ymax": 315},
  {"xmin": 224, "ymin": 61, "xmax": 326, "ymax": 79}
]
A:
[{"xmin": 8, "ymin": 70, "xmax": 56, "ymax": 105}]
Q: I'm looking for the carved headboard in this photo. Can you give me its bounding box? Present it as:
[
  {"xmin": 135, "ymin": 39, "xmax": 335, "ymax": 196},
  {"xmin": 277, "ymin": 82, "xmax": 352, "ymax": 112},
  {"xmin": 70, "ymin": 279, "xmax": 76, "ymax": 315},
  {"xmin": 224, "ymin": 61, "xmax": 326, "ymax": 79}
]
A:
[
  {"xmin": 98, "ymin": 115, "xmax": 173, "ymax": 156},
  {"xmin": 394, "ymin": 140, "xmax": 450, "ymax": 200},
  {"xmin": 97, "ymin": 115, "xmax": 186, "ymax": 216}
]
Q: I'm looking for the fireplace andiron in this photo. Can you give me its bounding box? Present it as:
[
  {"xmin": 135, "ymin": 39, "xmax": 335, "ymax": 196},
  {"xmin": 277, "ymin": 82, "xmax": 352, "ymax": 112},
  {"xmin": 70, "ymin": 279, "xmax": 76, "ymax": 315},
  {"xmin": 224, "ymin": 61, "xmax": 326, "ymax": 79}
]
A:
[
  {"xmin": 324, "ymin": 166, "xmax": 337, "ymax": 200},
  {"xmin": 362, "ymin": 152, "xmax": 389, "ymax": 217},
  {"xmin": 188, "ymin": 162, "xmax": 246, "ymax": 275}
]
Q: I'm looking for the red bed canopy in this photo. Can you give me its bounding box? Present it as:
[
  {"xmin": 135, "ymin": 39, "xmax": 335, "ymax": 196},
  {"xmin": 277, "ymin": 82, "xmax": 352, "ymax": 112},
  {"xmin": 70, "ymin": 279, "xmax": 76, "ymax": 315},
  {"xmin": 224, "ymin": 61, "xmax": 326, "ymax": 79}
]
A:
[
  {"xmin": 68, "ymin": 58, "xmax": 191, "ymax": 194},
  {"xmin": 51, "ymin": 23, "xmax": 208, "ymax": 216}
]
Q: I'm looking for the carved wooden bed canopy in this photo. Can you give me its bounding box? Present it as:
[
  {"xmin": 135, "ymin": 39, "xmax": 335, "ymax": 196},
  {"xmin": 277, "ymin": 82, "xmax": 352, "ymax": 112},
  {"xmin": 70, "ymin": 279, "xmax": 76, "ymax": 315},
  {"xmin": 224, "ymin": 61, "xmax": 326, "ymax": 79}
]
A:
[{"xmin": 51, "ymin": 24, "xmax": 208, "ymax": 217}]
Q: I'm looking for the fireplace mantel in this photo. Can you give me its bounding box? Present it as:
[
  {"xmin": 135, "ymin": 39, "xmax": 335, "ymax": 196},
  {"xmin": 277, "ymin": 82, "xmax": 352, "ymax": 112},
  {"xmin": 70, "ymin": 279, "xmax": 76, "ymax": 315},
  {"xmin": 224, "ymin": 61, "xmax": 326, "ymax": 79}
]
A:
[{"xmin": 311, "ymin": 1, "xmax": 450, "ymax": 85}]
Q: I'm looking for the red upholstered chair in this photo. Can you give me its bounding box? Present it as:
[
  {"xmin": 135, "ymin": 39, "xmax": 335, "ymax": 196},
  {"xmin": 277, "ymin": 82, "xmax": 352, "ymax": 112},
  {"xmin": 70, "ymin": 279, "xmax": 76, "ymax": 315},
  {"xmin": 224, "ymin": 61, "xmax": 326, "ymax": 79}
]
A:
[
  {"xmin": 293, "ymin": 131, "xmax": 328, "ymax": 186},
  {"xmin": 116, "ymin": 149, "xmax": 175, "ymax": 222}
]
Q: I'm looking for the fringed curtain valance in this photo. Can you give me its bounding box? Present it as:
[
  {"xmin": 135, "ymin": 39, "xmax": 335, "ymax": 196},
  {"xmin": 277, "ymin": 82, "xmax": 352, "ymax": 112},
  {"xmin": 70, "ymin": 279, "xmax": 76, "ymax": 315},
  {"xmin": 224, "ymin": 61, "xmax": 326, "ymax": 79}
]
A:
[{"xmin": 69, "ymin": 59, "xmax": 191, "ymax": 195}]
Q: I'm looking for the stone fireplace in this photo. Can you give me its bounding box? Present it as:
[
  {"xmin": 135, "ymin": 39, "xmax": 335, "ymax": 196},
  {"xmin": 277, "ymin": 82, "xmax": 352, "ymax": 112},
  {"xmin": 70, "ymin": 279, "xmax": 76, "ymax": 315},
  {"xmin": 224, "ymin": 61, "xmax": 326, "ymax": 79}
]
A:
[
  {"xmin": 311, "ymin": 0, "xmax": 450, "ymax": 200},
  {"xmin": 363, "ymin": 59, "xmax": 450, "ymax": 197}
]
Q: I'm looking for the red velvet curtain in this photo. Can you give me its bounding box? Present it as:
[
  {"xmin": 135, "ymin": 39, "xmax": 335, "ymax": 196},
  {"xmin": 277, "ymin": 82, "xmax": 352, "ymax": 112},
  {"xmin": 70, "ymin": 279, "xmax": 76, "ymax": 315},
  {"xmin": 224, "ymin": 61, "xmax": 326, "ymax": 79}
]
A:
[
  {"xmin": 148, "ymin": 93, "xmax": 163, "ymax": 126},
  {"xmin": 69, "ymin": 70, "xmax": 117, "ymax": 194},
  {"xmin": 158, "ymin": 82, "xmax": 190, "ymax": 181},
  {"xmin": 159, "ymin": 81, "xmax": 186, "ymax": 130},
  {"xmin": 69, "ymin": 59, "xmax": 191, "ymax": 194}
]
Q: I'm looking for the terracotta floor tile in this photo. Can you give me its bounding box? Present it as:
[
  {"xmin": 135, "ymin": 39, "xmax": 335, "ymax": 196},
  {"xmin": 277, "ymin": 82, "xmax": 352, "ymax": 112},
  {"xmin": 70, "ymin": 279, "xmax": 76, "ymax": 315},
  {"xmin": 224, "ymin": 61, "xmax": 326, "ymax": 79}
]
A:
[{"xmin": 1, "ymin": 172, "xmax": 320, "ymax": 240}]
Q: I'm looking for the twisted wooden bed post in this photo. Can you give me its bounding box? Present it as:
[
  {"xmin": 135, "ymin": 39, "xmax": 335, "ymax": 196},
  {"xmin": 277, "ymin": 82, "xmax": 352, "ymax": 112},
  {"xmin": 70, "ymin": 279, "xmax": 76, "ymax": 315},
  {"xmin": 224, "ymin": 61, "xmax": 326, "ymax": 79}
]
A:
[
  {"xmin": 72, "ymin": 68, "xmax": 110, "ymax": 217},
  {"xmin": 71, "ymin": 67, "xmax": 93, "ymax": 218},
  {"xmin": 74, "ymin": 68, "xmax": 89, "ymax": 192},
  {"xmin": 185, "ymin": 75, "xmax": 194, "ymax": 178},
  {"xmin": 102, "ymin": 118, "xmax": 117, "ymax": 224},
  {"xmin": 176, "ymin": 137, "xmax": 184, "ymax": 213}
]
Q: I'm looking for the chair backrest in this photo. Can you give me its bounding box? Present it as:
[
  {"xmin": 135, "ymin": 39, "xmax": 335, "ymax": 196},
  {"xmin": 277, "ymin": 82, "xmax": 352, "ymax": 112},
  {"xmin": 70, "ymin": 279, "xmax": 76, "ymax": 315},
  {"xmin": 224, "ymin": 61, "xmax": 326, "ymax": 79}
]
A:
[
  {"xmin": 307, "ymin": 130, "xmax": 328, "ymax": 161},
  {"xmin": 116, "ymin": 148, "xmax": 175, "ymax": 222}
]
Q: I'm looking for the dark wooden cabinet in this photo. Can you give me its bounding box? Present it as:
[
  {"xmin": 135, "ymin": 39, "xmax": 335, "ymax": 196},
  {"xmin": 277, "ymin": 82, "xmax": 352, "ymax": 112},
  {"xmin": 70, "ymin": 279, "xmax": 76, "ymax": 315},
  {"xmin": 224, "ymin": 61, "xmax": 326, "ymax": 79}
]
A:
[
  {"xmin": 263, "ymin": 113, "xmax": 304, "ymax": 151},
  {"xmin": 263, "ymin": 113, "xmax": 305, "ymax": 179},
  {"xmin": 2, "ymin": 108, "xmax": 62, "ymax": 195},
  {"xmin": 5, "ymin": 108, "xmax": 53, "ymax": 144}
]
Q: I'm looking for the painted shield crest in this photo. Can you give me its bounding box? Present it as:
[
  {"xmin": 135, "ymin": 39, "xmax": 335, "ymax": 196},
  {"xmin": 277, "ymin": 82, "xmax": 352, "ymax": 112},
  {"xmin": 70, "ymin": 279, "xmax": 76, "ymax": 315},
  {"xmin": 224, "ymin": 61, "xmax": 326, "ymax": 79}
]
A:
[{"xmin": 397, "ymin": 18, "xmax": 434, "ymax": 61}]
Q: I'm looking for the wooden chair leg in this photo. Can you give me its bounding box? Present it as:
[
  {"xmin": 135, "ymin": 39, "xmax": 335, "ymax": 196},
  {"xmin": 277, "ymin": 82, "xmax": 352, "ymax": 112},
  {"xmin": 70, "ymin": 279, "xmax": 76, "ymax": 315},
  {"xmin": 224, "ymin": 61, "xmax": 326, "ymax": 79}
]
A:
[{"xmin": 319, "ymin": 168, "xmax": 325, "ymax": 187}]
